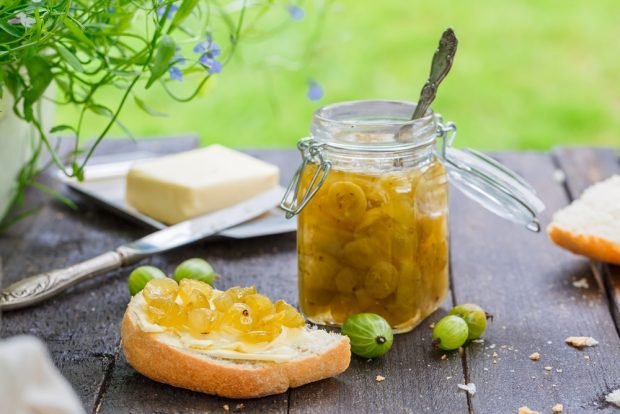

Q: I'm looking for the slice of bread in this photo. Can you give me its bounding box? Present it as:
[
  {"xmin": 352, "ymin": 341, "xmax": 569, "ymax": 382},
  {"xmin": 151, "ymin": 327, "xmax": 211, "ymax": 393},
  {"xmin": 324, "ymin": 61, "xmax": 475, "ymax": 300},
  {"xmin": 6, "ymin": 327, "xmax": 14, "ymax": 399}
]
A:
[
  {"xmin": 547, "ymin": 175, "xmax": 620, "ymax": 265},
  {"xmin": 121, "ymin": 301, "xmax": 351, "ymax": 399}
]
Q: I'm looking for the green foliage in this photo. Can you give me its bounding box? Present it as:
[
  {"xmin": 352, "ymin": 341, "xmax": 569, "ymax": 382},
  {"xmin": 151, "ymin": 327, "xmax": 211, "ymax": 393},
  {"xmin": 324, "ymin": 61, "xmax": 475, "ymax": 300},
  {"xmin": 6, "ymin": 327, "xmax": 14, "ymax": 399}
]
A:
[
  {"xmin": 0, "ymin": 0, "xmax": 289, "ymax": 228},
  {"xmin": 147, "ymin": 35, "xmax": 177, "ymax": 88}
]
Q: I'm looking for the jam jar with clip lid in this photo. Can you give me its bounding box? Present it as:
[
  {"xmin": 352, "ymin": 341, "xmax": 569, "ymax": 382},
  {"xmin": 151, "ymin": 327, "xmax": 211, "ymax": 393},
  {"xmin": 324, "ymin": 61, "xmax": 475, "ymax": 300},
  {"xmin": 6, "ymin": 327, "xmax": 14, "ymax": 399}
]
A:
[{"xmin": 281, "ymin": 100, "xmax": 544, "ymax": 333}]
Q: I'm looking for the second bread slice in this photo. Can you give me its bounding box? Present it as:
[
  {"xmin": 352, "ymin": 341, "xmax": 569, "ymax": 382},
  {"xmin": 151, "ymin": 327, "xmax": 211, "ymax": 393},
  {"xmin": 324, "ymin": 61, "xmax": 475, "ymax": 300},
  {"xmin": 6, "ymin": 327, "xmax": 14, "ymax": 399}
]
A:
[{"xmin": 547, "ymin": 175, "xmax": 620, "ymax": 265}]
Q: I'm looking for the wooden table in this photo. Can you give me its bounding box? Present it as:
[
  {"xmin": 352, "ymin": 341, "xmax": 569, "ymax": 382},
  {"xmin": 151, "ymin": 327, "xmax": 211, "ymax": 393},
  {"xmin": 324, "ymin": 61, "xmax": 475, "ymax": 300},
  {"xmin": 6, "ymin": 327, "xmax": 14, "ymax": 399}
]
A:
[{"xmin": 1, "ymin": 138, "xmax": 619, "ymax": 413}]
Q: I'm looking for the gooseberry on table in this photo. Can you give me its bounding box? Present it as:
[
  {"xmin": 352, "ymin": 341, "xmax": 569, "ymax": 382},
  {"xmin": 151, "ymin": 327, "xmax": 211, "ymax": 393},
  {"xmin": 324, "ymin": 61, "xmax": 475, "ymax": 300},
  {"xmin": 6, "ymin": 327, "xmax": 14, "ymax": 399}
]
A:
[
  {"xmin": 341, "ymin": 313, "xmax": 394, "ymax": 358},
  {"xmin": 432, "ymin": 315, "xmax": 469, "ymax": 351},
  {"xmin": 173, "ymin": 258, "xmax": 217, "ymax": 285},
  {"xmin": 127, "ymin": 265, "xmax": 166, "ymax": 296},
  {"xmin": 448, "ymin": 303, "xmax": 490, "ymax": 340}
]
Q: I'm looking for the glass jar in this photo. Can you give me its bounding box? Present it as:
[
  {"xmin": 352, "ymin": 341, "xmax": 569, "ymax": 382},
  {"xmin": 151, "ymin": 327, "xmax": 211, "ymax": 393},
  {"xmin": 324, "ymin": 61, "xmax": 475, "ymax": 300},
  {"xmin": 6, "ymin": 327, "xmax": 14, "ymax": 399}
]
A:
[{"xmin": 281, "ymin": 100, "xmax": 544, "ymax": 333}]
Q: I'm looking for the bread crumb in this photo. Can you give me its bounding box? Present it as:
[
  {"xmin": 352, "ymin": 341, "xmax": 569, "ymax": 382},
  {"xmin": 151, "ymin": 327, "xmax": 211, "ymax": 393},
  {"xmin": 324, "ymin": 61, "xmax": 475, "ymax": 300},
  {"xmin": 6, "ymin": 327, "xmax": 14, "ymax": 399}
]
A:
[
  {"xmin": 544, "ymin": 366, "xmax": 552, "ymax": 371},
  {"xmin": 429, "ymin": 323, "xmax": 435, "ymax": 329},
  {"xmin": 552, "ymin": 403, "xmax": 563, "ymax": 413},
  {"xmin": 441, "ymin": 354, "xmax": 447, "ymax": 360},
  {"xmin": 457, "ymin": 383, "xmax": 476, "ymax": 395},
  {"xmin": 492, "ymin": 352, "xmax": 499, "ymax": 358},
  {"xmin": 489, "ymin": 344, "xmax": 496, "ymax": 349},
  {"xmin": 472, "ymin": 339, "xmax": 484, "ymax": 344},
  {"xmin": 565, "ymin": 336, "xmax": 598, "ymax": 348},
  {"xmin": 518, "ymin": 406, "xmax": 539, "ymax": 414},
  {"xmin": 223, "ymin": 404, "xmax": 230, "ymax": 411},
  {"xmin": 376, "ymin": 375, "xmax": 385, "ymax": 382},
  {"xmin": 556, "ymin": 369, "xmax": 563, "ymax": 373},
  {"xmin": 606, "ymin": 389, "xmax": 620, "ymax": 407},
  {"xmin": 572, "ymin": 278, "xmax": 589, "ymax": 289},
  {"xmin": 529, "ymin": 352, "xmax": 540, "ymax": 361},
  {"xmin": 584, "ymin": 355, "xmax": 590, "ymax": 360}
]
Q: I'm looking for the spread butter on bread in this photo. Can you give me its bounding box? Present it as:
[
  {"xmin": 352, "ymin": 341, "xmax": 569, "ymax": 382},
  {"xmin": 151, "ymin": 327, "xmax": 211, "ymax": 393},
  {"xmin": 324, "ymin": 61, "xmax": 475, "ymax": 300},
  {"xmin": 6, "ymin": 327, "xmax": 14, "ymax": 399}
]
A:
[{"xmin": 121, "ymin": 291, "xmax": 351, "ymax": 399}]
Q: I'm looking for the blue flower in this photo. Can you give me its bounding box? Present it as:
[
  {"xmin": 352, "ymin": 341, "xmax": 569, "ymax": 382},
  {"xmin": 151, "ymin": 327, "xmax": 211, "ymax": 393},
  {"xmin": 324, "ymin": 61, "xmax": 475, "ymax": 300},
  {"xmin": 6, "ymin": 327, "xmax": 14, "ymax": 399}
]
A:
[
  {"xmin": 193, "ymin": 33, "xmax": 221, "ymax": 57},
  {"xmin": 169, "ymin": 66, "xmax": 183, "ymax": 81},
  {"xmin": 287, "ymin": 4, "xmax": 304, "ymax": 21},
  {"xmin": 307, "ymin": 80, "xmax": 323, "ymax": 101},
  {"xmin": 168, "ymin": 48, "xmax": 186, "ymax": 80},
  {"xmin": 199, "ymin": 55, "xmax": 222, "ymax": 74},
  {"xmin": 157, "ymin": 2, "xmax": 178, "ymax": 19},
  {"xmin": 194, "ymin": 33, "xmax": 222, "ymax": 74}
]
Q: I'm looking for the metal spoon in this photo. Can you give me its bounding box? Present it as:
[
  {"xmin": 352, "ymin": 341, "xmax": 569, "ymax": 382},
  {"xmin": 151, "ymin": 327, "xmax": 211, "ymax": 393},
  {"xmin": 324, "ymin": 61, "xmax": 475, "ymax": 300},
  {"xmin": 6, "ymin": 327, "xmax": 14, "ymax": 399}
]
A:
[{"xmin": 411, "ymin": 28, "xmax": 458, "ymax": 120}]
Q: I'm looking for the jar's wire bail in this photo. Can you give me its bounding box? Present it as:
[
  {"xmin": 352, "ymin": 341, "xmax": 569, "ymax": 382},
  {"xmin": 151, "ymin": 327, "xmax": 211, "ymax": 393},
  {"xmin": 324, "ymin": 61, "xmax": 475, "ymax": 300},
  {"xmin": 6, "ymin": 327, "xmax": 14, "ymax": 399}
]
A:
[{"xmin": 280, "ymin": 138, "xmax": 331, "ymax": 219}]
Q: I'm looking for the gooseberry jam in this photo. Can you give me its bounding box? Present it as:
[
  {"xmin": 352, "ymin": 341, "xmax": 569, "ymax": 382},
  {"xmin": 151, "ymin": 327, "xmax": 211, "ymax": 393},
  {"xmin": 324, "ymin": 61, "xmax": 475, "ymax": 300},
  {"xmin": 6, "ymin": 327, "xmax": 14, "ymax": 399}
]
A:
[
  {"xmin": 297, "ymin": 155, "xmax": 449, "ymax": 332},
  {"xmin": 141, "ymin": 278, "xmax": 305, "ymax": 343}
]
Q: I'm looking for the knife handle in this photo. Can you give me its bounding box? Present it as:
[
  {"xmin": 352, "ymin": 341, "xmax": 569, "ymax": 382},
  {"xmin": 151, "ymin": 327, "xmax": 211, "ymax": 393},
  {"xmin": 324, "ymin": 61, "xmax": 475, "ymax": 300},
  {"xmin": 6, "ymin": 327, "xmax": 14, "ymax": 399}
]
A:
[{"xmin": 0, "ymin": 247, "xmax": 142, "ymax": 311}]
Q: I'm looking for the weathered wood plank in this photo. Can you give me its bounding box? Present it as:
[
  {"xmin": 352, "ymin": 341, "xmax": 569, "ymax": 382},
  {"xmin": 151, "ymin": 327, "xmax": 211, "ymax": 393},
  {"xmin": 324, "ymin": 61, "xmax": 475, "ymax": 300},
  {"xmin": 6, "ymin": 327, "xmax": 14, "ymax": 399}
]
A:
[
  {"xmin": 288, "ymin": 301, "xmax": 470, "ymax": 414},
  {"xmin": 55, "ymin": 354, "xmax": 113, "ymax": 409},
  {"xmin": 450, "ymin": 152, "xmax": 620, "ymax": 413},
  {"xmin": 5, "ymin": 143, "xmax": 620, "ymax": 413},
  {"xmin": 551, "ymin": 147, "xmax": 618, "ymax": 198},
  {"xmin": 0, "ymin": 137, "xmax": 199, "ymax": 411},
  {"xmin": 552, "ymin": 147, "xmax": 620, "ymax": 336}
]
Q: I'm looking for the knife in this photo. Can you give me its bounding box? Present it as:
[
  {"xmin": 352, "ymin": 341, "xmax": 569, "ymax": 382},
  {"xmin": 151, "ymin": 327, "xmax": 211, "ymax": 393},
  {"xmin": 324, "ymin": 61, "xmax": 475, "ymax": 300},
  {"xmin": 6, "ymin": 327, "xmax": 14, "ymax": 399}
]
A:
[{"xmin": 0, "ymin": 186, "xmax": 283, "ymax": 311}]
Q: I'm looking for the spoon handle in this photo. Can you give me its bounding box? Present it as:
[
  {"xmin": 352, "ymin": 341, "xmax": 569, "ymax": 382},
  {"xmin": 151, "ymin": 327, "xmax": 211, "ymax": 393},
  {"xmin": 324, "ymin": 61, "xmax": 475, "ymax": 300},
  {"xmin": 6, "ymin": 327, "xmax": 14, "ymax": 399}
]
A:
[{"xmin": 411, "ymin": 28, "xmax": 458, "ymax": 120}]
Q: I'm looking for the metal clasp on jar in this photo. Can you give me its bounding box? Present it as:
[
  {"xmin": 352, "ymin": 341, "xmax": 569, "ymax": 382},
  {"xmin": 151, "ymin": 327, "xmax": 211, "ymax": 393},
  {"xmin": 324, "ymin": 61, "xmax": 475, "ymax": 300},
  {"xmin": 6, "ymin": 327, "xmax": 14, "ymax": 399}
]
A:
[
  {"xmin": 280, "ymin": 138, "xmax": 332, "ymax": 219},
  {"xmin": 434, "ymin": 113, "xmax": 457, "ymax": 159}
]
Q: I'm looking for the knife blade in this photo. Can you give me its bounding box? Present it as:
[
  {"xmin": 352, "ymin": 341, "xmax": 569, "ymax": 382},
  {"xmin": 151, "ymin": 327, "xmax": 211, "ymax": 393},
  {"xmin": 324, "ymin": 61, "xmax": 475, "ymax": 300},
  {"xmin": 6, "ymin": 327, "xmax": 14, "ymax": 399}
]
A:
[{"xmin": 0, "ymin": 186, "xmax": 283, "ymax": 311}]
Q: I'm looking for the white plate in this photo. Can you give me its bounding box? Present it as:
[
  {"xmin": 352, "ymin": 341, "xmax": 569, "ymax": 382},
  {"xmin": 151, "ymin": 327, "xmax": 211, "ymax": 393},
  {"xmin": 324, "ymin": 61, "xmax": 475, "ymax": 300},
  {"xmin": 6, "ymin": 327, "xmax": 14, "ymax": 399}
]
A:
[{"xmin": 56, "ymin": 152, "xmax": 296, "ymax": 239}]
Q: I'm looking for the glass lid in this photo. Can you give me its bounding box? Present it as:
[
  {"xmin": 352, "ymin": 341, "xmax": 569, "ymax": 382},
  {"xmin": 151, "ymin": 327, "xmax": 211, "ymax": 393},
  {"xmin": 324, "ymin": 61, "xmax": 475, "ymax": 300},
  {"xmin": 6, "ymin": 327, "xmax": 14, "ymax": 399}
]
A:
[{"xmin": 438, "ymin": 122, "xmax": 545, "ymax": 231}]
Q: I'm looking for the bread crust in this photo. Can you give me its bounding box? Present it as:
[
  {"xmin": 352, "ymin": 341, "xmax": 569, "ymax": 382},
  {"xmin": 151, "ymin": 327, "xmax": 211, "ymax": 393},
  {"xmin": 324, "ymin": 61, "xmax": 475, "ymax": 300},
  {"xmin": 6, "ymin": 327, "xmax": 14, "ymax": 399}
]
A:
[
  {"xmin": 121, "ymin": 308, "xmax": 350, "ymax": 399},
  {"xmin": 547, "ymin": 223, "xmax": 620, "ymax": 265}
]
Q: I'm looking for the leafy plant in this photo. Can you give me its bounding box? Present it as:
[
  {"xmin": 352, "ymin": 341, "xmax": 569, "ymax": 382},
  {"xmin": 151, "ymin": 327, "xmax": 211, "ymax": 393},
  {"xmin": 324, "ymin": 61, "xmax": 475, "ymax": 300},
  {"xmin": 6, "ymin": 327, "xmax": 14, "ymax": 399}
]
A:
[{"xmin": 0, "ymin": 0, "xmax": 296, "ymax": 228}]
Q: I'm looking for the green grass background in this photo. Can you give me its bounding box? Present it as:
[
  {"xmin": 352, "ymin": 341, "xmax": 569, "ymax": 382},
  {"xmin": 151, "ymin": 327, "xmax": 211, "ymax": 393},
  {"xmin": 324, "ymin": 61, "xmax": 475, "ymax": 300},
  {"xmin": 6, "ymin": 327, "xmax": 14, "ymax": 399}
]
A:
[{"xmin": 57, "ymin": 0, "xmax": 620, "ymax": 150}]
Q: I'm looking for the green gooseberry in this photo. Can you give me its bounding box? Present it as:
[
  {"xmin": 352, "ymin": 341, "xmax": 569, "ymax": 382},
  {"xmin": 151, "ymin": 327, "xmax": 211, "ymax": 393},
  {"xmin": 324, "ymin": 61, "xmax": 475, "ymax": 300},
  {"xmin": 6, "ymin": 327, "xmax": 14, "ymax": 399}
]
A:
[
  {"xmin": 341, "ymin": 313, "xmax": 394, "ymax": 359},
  {"xmin": 128, "ymin": 265, "xmax": 166, "ymax": 296},
  {"xmin": 432, "ymin": 315, "xmax": 469, "ymax": 351},
  {"xmin": 449, "ymin": 303, "xmax": 490, "ymax": 340},
  {"xmin": 173, "ymin": 258, "xmax": 217, "ymax": 285}
]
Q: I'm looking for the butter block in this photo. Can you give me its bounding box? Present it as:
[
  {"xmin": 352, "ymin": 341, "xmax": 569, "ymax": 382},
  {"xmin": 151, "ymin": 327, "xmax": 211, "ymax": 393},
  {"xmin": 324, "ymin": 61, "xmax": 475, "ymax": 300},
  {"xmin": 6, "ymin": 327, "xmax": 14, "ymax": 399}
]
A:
[{"xmin": 126, "ymin": 145, "xmax": 279, "ymax": 224}]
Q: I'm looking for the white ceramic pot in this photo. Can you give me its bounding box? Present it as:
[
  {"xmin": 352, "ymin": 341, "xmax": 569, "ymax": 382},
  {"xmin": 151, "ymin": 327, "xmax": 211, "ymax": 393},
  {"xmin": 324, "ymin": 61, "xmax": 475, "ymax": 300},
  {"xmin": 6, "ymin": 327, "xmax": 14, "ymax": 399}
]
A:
[{"xmin": 0, "ymin": 91, "xmax": 54, "ymax": 222}]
